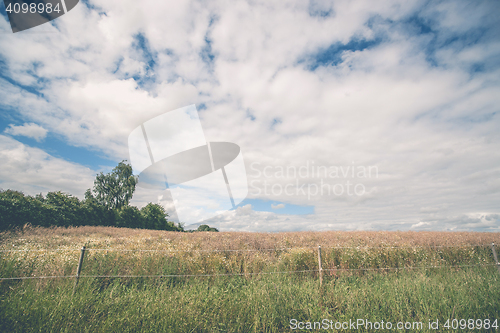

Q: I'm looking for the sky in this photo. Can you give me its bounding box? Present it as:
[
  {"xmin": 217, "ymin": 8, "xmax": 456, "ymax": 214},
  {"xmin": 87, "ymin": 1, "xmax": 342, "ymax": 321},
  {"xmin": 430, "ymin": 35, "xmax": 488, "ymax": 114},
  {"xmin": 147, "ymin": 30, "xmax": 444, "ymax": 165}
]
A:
[{"xmin": 0, "ymin": 0, "xmax": 499, "ymax": 232}]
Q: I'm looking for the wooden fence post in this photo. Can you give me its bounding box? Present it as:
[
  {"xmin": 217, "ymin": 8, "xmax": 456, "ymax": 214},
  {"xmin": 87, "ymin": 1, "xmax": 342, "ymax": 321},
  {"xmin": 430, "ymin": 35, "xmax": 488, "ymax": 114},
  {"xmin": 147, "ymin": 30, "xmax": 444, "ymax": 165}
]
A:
[
  {"xmin": 73, "ymin": 246, "xmax": 86, "ymax": 294},
  {"xmin": 318, "ymin": 245, "xmax": 323, "ymax": 287},
  {"xmin": 491, "ymin": 243, "xmax": 500, "ymax": 274}
]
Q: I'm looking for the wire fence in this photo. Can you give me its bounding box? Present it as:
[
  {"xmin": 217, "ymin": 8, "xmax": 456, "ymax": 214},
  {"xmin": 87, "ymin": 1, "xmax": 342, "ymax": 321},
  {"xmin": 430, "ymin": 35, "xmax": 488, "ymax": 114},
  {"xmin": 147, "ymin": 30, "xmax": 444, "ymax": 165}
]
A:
[
  {"xmin": 0, "ymin": 264, "xmax": 497, "ymax": 281},
  {"xmin": 0, "ymin": 243, "xmax": 493, "ymax": 253},
  {"xmin": 1, "ymin": 243, "xmax": 499, "ymax": 282}
]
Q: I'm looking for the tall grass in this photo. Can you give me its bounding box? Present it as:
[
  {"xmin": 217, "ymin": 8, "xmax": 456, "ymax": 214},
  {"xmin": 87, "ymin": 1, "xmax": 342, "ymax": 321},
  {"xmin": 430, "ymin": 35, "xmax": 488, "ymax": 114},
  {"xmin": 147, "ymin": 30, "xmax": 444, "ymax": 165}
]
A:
[
  {"xmin": 1, "ymin": 226, "xmax": 499, "ymax": 332},
  {"xmin": 1, "ymin": 267, "xmax": 499, "ymax": 332},
  {"xmin": 0, "ymin": 226, "xmax": 498, "ymax": 279}
]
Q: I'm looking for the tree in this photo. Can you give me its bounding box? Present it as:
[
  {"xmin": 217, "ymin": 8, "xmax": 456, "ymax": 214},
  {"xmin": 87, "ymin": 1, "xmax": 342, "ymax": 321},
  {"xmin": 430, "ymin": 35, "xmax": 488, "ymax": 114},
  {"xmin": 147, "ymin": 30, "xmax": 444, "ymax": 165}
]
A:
[
  {"xmin": 0, "ymin": 190, "xmax": 31, "ymax": 229},
  {"xmin": 83, "ymin": 189, "xmax": 113, "ymax": 226},
  {"xmin": 140, "ymin": 203, "xmax": 164, "ymax": 230},
  {"xmin": 197, "ymin": 224, "xmax": 219, "ymax": 232},
  {"xmin": 88, "ymin": 160, "xmax": 138, "ymax": 210},
  {"xmin": 1, "ymin": 161, "xmax": 188, "ymax": 231},
  {"xmin": 140, "ymin": 203, "xmax": 180, "ymax": 231},
  {"xmin": 0, "ymin": 190, "xmax": 86, "ymax": 230},
  {"xmin": 44, "ymin": 191, "xmax": 85, "ymax": 227},
  {"xmin": 115, "ymin": 205, "xmax": 144, "ymax": 229}
]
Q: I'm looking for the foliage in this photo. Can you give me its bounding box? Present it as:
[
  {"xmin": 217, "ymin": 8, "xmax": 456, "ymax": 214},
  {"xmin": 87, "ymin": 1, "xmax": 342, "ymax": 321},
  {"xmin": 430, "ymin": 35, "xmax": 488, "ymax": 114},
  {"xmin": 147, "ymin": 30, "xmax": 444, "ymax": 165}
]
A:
[
  {"xmin": 0, "ymin": 161, "xmax": 216, "ymax": 232},
  {"xmin": 136, "ymin": 203, "xmax": 181, "ymax": 231},
  {"xmin": 115, "ymin": 205, "xmax": 143, "ymax": 229},
  {"xmin": 0, "ymin": 190, "xmax": 87, "ymax": 229},
  {"xmin": 0, "ymin": 189, "xmax": 186, "ymax": 231},
  {"xmin": 88, "ymin": 161, "xmax": 138, "ymax": 210},
  {"xmin": 197, "ymin": 224, "xmax": 219, "ymax": 232}
]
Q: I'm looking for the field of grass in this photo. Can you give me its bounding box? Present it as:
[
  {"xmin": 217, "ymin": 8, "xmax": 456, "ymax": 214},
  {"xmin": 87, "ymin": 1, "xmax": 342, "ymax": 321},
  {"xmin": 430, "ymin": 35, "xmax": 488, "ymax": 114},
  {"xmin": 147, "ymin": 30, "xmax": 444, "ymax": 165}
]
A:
[{"xmin": 1, "ymin": 226, "xmax": 500, "ymax": 332}]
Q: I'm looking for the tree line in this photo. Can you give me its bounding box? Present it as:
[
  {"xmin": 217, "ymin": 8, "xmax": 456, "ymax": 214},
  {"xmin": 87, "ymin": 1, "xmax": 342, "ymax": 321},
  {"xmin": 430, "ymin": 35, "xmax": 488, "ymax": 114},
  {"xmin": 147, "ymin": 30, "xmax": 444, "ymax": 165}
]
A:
[{"xmin": 0, "ymin": 161, "xmax": 218, "ymax": 232}]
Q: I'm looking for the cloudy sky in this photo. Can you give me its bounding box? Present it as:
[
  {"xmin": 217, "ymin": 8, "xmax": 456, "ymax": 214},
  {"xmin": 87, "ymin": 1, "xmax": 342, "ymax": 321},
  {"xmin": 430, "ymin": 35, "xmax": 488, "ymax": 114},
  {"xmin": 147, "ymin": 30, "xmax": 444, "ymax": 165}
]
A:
[{"xmin": 1, "ymin": 0, "xmax": 499, "ymax": 232}]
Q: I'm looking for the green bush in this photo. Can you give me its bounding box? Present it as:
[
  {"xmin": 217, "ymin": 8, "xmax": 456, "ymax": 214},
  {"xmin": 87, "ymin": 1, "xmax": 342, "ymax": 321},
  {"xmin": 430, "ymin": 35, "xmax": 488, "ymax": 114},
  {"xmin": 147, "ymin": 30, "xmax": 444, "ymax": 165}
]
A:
[
  {"xmin": 0, "ymin": 189, "xmax": 184, "ymax": 231},
  {"xmin": 0, "ymin": 161, "xmax": 215, "ymax": 232},
  {"xmin": 197, "ymin": 224, "xmax": 219, "ymax": 232}
]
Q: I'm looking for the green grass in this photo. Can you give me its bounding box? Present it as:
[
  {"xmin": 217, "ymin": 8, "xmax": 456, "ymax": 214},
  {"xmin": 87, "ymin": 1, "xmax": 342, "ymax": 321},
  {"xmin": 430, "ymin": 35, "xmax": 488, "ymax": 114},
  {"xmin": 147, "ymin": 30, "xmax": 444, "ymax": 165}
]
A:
[
  {"xmin": 1, "ymin": 228, "xmax": 499, "ymax": 332},
  {"xmin": 1, "ymin": 245, "xmax": 495, "ymax": 280},
  {"xmin": 1, "ymin": 266, "xmax": 499, "ymax": 332}
]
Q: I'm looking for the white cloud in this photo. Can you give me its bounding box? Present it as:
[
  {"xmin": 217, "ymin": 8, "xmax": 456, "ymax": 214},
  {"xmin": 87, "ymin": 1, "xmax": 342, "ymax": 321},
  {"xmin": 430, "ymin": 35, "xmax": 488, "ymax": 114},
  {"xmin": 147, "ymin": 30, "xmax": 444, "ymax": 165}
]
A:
[
  {"xmin": 271, "ymin": 203, "xmax": 285, "ymax": 209},
  {"xmin": 236, "ymin": 204, "xmax": 253, "ymax": 216},
  {"xmin": 0, "ymin": 135, "xmax": 95, "ymax": 197},
  {"xmin": 0, "ymin": 0, "xmax": 499, "ymax": 231},
  {"xmin": 4, "ymin": 123, "xmax": 48, "ymax": 142}
]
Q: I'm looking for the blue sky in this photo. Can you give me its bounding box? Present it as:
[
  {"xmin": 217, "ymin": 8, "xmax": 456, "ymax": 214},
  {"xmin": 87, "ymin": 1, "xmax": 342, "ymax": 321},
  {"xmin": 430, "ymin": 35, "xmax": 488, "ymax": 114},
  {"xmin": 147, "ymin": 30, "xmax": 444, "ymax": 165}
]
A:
[
  {"xmin": 237, "ymin": 198, "xmax": 314, "ymax": 215},
  {"xmin": 0, "ymin": 0, "xmax": 499, "ymax": 231}
]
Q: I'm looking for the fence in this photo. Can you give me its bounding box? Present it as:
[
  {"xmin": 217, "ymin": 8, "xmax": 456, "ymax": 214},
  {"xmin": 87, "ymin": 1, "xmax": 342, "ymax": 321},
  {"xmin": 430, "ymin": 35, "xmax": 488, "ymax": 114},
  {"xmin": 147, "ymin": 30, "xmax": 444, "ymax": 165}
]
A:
[{"xmin": 1, "ymin": 243, "xmax": 499, "ymax": 289}]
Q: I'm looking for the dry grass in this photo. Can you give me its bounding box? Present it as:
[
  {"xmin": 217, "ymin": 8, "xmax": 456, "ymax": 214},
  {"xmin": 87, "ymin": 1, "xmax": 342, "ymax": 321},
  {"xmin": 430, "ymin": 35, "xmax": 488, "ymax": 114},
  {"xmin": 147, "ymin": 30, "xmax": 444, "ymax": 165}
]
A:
[
  {"xmin": 2, "ymin": 224, "xmax": 499, "ymax": 250},
  {"xmin": 2, "ymin": 226, "xmax": 500, "ymax": 332},
  {"xmin": 1, "ymin": 225, "xmax": 499, "ymax": 280}
]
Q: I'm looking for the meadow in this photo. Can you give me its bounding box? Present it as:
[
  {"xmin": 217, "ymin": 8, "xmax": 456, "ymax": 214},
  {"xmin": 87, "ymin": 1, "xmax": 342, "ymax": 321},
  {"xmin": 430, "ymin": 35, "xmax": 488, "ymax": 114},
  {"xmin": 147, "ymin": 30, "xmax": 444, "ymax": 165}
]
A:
[{"xmin": 1, "ymin": 226, "xmax": 500, "ymax": 332}]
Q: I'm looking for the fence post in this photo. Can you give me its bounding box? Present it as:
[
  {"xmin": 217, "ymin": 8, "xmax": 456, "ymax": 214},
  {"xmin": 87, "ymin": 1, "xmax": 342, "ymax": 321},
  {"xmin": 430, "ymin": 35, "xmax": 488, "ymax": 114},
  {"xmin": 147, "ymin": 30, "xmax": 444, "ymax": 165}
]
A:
[
  {"xmin": 73, "ymin": 246, "xmax": 86, "ymax": 294},
  {"xmin": 318, "ymin": 245, "xmax": 323, "ymax": 287},
  {"xmin": 491, "ymin": 243, "xmax": 500, "ymax": 274}
]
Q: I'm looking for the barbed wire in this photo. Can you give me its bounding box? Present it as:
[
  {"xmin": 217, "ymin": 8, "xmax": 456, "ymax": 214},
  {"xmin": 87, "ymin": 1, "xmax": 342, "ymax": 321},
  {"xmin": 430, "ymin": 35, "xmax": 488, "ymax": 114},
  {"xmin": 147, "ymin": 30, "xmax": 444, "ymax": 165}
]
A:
[
  {"xmin": 321, "ymin": 263, "xmax": 498, "ymax": 272},
  {"xmin": 85, "ymin": 247, "xmax": 295, "ymax": 253},
  {"xmin": 0, "ymin": 247, "xmax": 292, "ymax": 253},
  {"xmin": 0, "ymin": 263, "xmax": 496, "ymax": 281},
  {"xmin": 0, "ymin": 243, "xmax": 495, "ymax": 253},
  {"xmin": 0, "ymin": 248, "xmax": 80, "ymax": 252},
  {"xmin": 0, "ymin": 275, "xmax": 78, "ymax": 280},
  {"xmin": 320, "ymin": 244, "xmax": 493, "ymax": 250}
]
